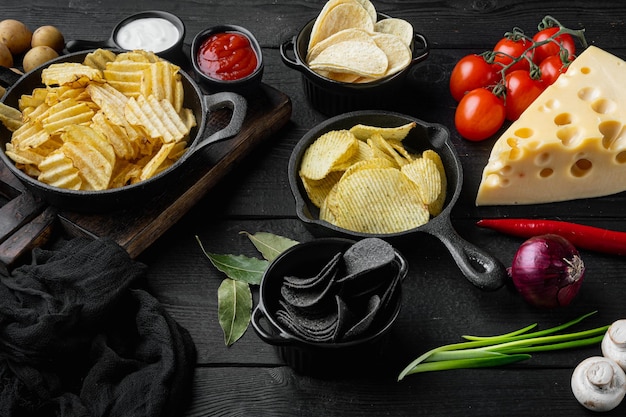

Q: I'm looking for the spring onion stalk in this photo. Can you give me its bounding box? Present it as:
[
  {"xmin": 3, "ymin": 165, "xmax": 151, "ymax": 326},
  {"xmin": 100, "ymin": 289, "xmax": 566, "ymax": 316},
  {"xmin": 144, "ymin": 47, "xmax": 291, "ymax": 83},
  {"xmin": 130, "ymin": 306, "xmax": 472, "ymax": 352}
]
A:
[{"xmin": 398, "ymin": 311, "xmax": 608, "ymax": 381}]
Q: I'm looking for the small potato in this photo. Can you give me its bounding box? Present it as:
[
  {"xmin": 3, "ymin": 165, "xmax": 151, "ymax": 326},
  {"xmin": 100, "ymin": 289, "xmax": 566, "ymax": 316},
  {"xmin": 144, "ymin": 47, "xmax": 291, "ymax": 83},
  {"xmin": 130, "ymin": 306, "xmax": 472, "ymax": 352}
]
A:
[
  {"xmin": 31, "ymin": 25, "xmax": 65, "ymax": 53},
  {"xmin": 23, "ymin": 45, "xmax": 58, "ymax": 72},
  {"xmin": 0, "ymin": 42, "xmax": 13, "ymax": 67},
  {"xmin": 0, "ymin": 19, "xmax": 32, "ymax": 54}
]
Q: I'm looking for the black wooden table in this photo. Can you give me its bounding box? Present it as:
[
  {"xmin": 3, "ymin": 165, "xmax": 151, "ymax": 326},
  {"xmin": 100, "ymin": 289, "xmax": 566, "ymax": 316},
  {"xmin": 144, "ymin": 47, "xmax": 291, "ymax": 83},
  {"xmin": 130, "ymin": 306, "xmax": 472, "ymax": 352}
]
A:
[{"xmin": 3, "ymin": 1, "xmax": 626, "ymax": 415}]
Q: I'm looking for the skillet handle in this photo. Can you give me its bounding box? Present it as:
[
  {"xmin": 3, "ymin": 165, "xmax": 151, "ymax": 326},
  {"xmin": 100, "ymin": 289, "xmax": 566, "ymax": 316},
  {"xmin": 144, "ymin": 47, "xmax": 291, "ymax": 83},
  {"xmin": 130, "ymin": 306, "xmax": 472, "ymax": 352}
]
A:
[
  {"xmin": 429, "ymin": 216, "xmax": 506, "ymax": 291},
  {"xmin": 193, "ymin": 92, "xmax": 247, "ymax": 152}
]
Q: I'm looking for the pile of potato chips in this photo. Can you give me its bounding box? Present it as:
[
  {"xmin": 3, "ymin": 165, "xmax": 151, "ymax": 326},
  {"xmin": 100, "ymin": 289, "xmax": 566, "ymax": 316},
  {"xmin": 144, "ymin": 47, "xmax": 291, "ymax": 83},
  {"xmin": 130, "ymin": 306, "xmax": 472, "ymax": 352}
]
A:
[
  {"xmin": 306, "ymin": 0, "xmax": 414, "ymax": 83},
  {"xmin": 0, "ymin": 48, "xmax": 196, "ymax": 191},
  {"xmin": 298, "ymin": 122, "xmax": 446, "ymax": 234}
]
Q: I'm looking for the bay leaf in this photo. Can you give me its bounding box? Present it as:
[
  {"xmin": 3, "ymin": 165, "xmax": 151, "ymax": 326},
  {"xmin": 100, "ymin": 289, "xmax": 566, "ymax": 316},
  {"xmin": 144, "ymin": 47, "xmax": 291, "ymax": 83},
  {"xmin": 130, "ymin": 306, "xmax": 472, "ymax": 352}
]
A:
[
  {"xmin": 218, "ymin": 278, "xmax": 252, "ymax": 346},
  {"xmin": 196, "ymin": 236, "xmax": 268, "ymax": 284},
  {"xmin": 241, "ymin": 231, "xmax": 299, "ymax": 261}
]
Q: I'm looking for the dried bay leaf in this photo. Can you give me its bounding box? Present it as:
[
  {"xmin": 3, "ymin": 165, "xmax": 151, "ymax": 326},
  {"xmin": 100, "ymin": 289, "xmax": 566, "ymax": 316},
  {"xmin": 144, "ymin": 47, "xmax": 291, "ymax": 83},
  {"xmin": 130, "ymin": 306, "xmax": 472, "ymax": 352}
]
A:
[
  {"xmin": 196, "ymin": 236, "xmax": 268, "ymax": 285},
  {"xmin": 218, "ymin": 278, "xmax": 252, "ymax": 346},
  {"xmin": 241, "ymin": 231, "xmax": 300, "ymax": 261}
]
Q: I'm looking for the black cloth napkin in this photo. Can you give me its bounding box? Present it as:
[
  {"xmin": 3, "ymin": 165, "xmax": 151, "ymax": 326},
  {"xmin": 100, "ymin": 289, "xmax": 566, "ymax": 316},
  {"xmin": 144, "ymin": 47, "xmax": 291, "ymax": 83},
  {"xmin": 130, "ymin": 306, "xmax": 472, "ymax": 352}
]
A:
[{"xmin": 0, "ymin": 237, "xmax": 196, "ymax": 417}]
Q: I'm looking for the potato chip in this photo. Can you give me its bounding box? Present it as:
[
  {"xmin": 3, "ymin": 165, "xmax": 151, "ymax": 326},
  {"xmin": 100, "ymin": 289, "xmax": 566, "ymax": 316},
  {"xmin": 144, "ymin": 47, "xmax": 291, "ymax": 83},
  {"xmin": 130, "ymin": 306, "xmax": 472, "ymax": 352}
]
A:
[
  {"xmin": 140, "ymin": 60, "xmax": 184, "ymax": 112},
  {"xmin": 103, "ymin": 60, "xmax": 150, "ymax": 97},
  {"xmin": 0, "ymin": 102, "xmax": 23, "ymax": 131},
  {"xmin": 308, "ymin": 37, "xmax": 388, "ymax": 78},
  {"xmin": 91, "ymin": 111, "xmax": 136, "ymax": 160},
  {"xmin": 374, "ymin": 18, "xmax": 414, "ymax": 47},
  {"xmin": 38, "ymin": 149, "xmax": 82, "ymax": 190},
  {"xmin": 371, "ymin": 32, "xmax": 412, "ymax": 77},
  {"xmin": 124, "ymin": 94, "xmax": 190, "ymax": 143},
  {"xmin": 83, "ymin": 48, "xmax": 117, "ymax": 71},
  {"xmin": 401, "ymin": 157, "xmax": 441, "ymax": 205},
  {"xmin": 41, "ymin": 63, "xmax": 103, "ymax": 87},
  {"xmin": 299, "ymin": 129, "xmax": 358, "ymax": 180},
  {"xmin": 308, "ymin": 0, "xmax": 374, "ymax": 50},
  {"xmin": 328, "ymin": 167, "xmax": 429, "ymax": 234},
  {"xmin": 40, "ymin": 98, "xmax": 95, "ymax": 134},
  {"xmin": 60, "ymin": 125, "xmax": 115, "ymax": 190},
  {"xmin": 11, "ymin": 122, "xmax": 49, "ymax": 150},
  {"xmin": 307, "ymin": 28, "xmax": 373, "ymax": 63},
  {"xmin": 368, "ymin": 133, "xmax": 408, "ymax": 167},
  {"xmin": 422, "ymin": 149, "xmax": 447, "ymax": 216},
  {"xmin": 349, "ymin": 121, "xmax": 416, "ymax": 141},
  {"xmin": 301, "ymin": 170, "xmax": 344, "ymax": 208}
]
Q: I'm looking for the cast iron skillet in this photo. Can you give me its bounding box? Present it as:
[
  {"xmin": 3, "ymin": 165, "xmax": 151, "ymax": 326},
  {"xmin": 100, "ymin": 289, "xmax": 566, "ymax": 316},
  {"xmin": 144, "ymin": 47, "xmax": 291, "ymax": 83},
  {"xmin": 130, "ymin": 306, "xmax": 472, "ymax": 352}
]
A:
[
  {"xmin": 288, "ymin": 111, "xmax": 506, "ymax": 291},
  {"xmin": 0, "ymin": 50, "xmax": 246, "ymax": 212}
]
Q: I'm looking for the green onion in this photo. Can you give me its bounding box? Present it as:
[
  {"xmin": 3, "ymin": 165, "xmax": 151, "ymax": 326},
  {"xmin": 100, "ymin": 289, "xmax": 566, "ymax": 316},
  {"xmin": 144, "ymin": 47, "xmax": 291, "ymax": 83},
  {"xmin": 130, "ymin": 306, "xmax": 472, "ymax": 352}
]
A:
[{"xmin": 397, "ymin": 311, "xmax": 608, "ymax": 381}]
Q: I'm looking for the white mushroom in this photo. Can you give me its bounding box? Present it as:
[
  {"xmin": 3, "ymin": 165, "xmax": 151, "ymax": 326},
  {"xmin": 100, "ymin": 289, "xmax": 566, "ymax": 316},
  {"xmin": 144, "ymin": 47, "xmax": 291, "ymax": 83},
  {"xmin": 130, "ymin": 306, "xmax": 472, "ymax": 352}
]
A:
[
  {"xmin": 571, "ymin": 356, "xmax": 626, "ymax": 412},
  {"xmin": 602, "ymin": 319, "xmax": 626, "ymax": 371}
]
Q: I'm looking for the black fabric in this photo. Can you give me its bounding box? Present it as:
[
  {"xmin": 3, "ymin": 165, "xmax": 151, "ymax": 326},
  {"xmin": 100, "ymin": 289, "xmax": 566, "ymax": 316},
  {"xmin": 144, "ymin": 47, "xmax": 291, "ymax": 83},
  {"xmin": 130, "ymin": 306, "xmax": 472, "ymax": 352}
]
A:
[{"xmin": 0, "ymin": 237, "xmax": 196, "ymax": 417}]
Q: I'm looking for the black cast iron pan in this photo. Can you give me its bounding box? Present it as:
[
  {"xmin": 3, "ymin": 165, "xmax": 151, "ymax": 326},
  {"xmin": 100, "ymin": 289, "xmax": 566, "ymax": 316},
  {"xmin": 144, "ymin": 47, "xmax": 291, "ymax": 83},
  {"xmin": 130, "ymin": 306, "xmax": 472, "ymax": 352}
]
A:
[
  {"xmin": 0, "ymin": 50, "xmax": 246, "ymax": 212},
  {"xmin": 288, "ymin": 111, "xmax": 506, "ymax": 291}
]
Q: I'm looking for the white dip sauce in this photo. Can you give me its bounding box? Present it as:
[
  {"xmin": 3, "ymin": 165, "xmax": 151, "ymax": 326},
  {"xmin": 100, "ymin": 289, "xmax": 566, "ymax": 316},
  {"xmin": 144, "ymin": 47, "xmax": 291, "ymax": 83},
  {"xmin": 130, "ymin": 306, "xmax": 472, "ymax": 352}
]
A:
[{"xmin": 115, "ymin": 17, "xmax": 179, "ymax": 52}]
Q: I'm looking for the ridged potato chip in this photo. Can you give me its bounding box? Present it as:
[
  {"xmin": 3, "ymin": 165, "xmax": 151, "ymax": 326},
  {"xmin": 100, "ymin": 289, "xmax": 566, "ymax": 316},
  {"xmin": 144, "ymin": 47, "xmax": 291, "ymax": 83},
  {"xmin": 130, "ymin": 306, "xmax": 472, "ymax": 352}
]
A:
[
  {"xmin": 328, "ymin": 167, "xmax": 429, "ymax": 234},
  {"xmin": 299, "ymin": 129, "xmax": 358, "ymax": 180},
  {"xmin": 401, "ymin": 157, "xmax": 442, "ymax": 205},
  {"xmin": 0, "ymin": 102, "xmax": 23, "ymax": 131},
  {"xmin": 38, "ymin": 149, "xmax": 82, "ymax": 190},
  {"xmin": 41, "ymin": 63, "xmax": 103, "ymax": 87},
  {"xmin": 422, "ymin": 149, "xmax": 447, "ymax": 216},
  {"xmin": 349, "ymin": 121, "xmax": 416, "ymax": 141}
]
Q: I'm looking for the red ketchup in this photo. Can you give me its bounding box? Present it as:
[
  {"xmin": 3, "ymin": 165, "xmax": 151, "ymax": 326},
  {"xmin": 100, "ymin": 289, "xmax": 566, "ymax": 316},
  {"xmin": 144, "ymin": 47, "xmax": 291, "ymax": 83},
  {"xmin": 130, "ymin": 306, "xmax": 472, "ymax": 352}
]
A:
[{"xmin": 196, "ymin": 32, "xmax": 258, "ymax": 81}]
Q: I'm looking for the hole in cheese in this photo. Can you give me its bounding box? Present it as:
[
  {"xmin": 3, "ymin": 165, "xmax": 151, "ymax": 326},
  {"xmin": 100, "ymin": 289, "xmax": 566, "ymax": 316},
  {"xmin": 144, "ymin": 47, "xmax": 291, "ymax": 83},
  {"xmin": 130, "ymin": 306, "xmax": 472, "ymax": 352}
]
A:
[
  {"xmin": 539, "ymin": 168, "xmax": 553, "ymax": 178},
  {"xmin": 616, "ymin": 151, "xmax": 626, "ymax": 164},
  {"xmin": 599, "ymin": 120, "xmax": 623, "ymax": 149},
  {"xmin": 535, "ymin": 152, "xmax": 552, "ymax": 166},
  {"xmin": 591, "ymin": 98, "xmax": 617, "ymax": 114},
  {"xmin": 580, "ymin": 66, "xmax": 591, "ymax": 74},
  {"xmin": 570, "ymin": 158, "xmax": 592, "ymax": 177},
  {"xmin": 539, "ymin": 98, "xmax": 560, "ymax": 112},
  {"xmin": 514, "ymin": 127, "xmax": 533, "ymax": 138},
  {"xmin": 577, "ymin": 87, "xmax": 600, "ymax": 101},
  {"xmin": 554, "ymin": 113, "xmax": 573, "ymax": 126},
  {"xmin": 556, "ymin": 126, "xmax": 582, "ymax": 146},
  {"xmin": 500, "ymin": 165, "xmax": 513, "ymax": 175}
]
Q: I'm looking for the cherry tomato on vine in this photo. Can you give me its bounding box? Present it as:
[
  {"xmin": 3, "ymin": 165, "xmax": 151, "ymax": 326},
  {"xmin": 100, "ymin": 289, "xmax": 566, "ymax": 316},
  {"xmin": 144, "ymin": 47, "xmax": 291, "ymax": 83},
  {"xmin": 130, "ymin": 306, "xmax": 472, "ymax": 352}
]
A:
[
  {"xmin": 539, "ymin": 54, "xmax": 571, "ymax": 85},
  {"xmin": 493, "ymin": 37, "xmax": 532, "ymax": 73},
  {"xmin": 504, "ymin": 70, "xmax": 546, "ymax": 121},
  {"xmin": 532, "ymin": 27, "xmax": 576, "ymax": 64},
  {"xmin": 455, "ymin": 88, "xmax": 506, "ymax": 141},
  {"xmin": 449, "ymin": 54, "xmax": 499, "ymax": 102}
]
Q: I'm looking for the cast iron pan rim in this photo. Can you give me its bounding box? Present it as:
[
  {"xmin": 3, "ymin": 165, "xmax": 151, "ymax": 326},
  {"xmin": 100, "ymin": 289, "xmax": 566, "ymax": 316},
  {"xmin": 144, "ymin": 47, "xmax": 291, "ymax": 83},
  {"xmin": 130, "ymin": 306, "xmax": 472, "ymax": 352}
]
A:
[
  {"xmin": 0, "ymin": 49, "xmax": 208, "ymax": 198},
  {"xmin": 287, "ymin": 110, "xmax": 462, "ymax": 239},
  {"xmin": 256, "ymin": 237, "xmax": 405, "ymax": 348}
]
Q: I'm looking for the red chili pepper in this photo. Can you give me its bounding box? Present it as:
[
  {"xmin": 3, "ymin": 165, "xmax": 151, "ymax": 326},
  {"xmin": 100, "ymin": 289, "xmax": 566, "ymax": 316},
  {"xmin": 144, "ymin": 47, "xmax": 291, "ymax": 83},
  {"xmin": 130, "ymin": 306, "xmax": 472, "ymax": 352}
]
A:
[{"xmin": 476, "ymin": 218, "xmax": 626, "ymax": 256}]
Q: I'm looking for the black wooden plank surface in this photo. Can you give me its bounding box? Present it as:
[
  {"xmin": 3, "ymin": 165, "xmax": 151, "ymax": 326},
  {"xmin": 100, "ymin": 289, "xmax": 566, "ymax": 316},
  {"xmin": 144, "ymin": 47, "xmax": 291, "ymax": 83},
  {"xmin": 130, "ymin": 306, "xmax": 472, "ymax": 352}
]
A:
[{"xmin": 3, "ymin": 0, "xmax": 626, "ymax": 416}]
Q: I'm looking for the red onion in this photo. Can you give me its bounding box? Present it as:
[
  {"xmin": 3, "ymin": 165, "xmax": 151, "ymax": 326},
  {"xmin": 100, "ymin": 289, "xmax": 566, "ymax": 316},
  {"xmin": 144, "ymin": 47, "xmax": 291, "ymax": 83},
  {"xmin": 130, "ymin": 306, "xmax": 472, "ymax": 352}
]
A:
[{"xmin": 508, "ymin": 234, "xmax": 585, "ymax": 309}]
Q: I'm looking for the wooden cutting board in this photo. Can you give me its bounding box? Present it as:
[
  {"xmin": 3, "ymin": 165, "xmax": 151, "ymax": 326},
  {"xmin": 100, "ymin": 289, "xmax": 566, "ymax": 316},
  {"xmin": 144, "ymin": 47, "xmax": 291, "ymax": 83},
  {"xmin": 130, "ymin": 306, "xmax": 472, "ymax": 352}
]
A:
[{"xmin": 0, "ymin": 83, "xmax": 292, "ymax": 271}]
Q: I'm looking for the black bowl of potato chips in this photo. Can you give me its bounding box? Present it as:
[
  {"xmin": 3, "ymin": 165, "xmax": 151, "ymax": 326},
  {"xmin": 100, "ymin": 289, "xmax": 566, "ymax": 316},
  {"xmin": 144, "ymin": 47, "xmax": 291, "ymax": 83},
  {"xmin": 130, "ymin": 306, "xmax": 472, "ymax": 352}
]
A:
[
  {"xmin": 251, "ymin": 237, "xmax": 407, "ymax": 376},
  {"xmin": 280, "ymin": 0, "xmax": 429, "ymax": 115}
]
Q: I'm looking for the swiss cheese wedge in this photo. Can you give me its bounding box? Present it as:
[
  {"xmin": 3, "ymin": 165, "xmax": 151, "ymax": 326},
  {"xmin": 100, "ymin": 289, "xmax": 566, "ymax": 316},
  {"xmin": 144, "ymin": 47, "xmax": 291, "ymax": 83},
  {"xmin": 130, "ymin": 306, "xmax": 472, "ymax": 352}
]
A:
[{"xmin": 476, "ymin": 46, "xmax": 626, "ymax": 205}]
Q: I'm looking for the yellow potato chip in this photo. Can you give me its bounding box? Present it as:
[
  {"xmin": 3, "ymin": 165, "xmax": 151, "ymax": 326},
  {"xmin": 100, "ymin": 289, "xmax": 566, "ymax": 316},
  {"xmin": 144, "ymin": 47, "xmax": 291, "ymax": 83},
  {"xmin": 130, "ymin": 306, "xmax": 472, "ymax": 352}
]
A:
[
  {"xmin": 374, "ymin": 18, "xmax": 414, "ymax": 47},
  {"xmin": 140, "ymin": 142, "xmax": 176, "ymax": 181},
  {"xmin": 328, "ymin": 167, "xmax": 429, "ymax": 234},
  {"xmin": 90, "ymin": 111, "xmax": 136, "ymax": 160},
  {"xmin": 301, "ymin": 170, "xmax": 344, "ymax": 208},
  {"xmin": 11, "ymin": 122, "xmax": 50, "ymax": 150},
  {"xmin": 299, "ymin": 129, "xmax": 358, "ymax": 180},
  {"xmin": 124, "ymin": 94, "xmax": 190, "ymax": 143},
  {"xmin": 308, "ymin": 37, "xmax": 388, "ymax": 78},
  {"xmin": 371, "ymin": 32, "xmax": 412, "ymax": 77},
  {"xmin": 349, "ymin": 121, "xmax": 416, "ymax": 141},
  {"xmin": 140, "ymin": 60, "xmax": 184, "ymax": 112},
  {"xmin": 308, "ymin": 0, "xmax": 374, "ymax": 50},
  {"xmin": 83, "ymin": 48, "xmax": 117, "ymax": 71},
  {"xmin": 41, "ymin": 63, "xmax": 103, "ymax": 87},
  {"xmin": 0, "ymin": 102, "xmax": 23, "ymax": 131},
  {"xmin": 38, "ymin": 149, "xmax": 82, "ymax": 190},
  {"xmin": 307, "ymin": 28, "xmax": 373, "ymax": 62},
  {"xmin": 40, "ymin": 98, "xmax": 95, "ymax": 134},
  {"xmin": 422, "ymin": 149, "xmax": 447, "ymax": 216},
  {"xmin": 368, "ymin": 133, "xmax": 408, "ymax": 167},
  {"xmin": 401, "ymin": 157, "xmax": 442, "ymax": 205},
  {"xmin": 61, "ymin": 124, "xmax": 115, "ymax": 190}
]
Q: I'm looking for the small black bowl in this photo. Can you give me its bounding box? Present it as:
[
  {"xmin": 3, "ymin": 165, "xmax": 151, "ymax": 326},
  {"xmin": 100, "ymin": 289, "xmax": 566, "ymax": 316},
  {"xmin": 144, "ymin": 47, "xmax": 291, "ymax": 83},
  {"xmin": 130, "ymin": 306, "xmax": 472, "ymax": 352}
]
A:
[
  {"xmin": 191, "ymin": 25, "xmax": 264, "ymax": 95},
  {"xmin": 251, "ymin": 237, "xmax": 407, "ymax": 377},
  {"xmin": 280, "ymin": 14, "xmax": 429, "ymax": 115}
]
